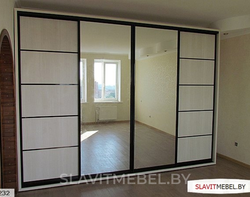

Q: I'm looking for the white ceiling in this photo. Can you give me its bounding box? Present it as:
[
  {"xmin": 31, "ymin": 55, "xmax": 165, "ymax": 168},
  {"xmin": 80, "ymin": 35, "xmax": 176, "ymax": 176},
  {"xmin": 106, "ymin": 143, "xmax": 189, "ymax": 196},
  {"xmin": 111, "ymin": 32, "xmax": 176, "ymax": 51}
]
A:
[
  {"xmin": 16, "ymin": 0, "xmax": 250, "ymax": 29},
  {"xmin": 15, "ymin": 0, "xmax": 250, "ymax": 53}
]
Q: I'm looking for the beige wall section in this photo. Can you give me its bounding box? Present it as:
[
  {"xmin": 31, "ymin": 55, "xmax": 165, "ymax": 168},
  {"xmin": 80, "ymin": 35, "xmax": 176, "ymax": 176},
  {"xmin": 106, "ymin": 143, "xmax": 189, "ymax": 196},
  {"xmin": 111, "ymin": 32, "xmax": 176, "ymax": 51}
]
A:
[
  {"xmin": 135, "ymin": 51, "xmax": 177, "ymax": 136},
  {"xmin": 81, "ymin": 53, "xmax": 130, "ymax": 123},
  {"xmin": 218, "ymin": 33, "xmax": 250, "ymax": 165},
  {"xmin": 0, "ymin": 0, "xmax": 15, "ymax": 48}
]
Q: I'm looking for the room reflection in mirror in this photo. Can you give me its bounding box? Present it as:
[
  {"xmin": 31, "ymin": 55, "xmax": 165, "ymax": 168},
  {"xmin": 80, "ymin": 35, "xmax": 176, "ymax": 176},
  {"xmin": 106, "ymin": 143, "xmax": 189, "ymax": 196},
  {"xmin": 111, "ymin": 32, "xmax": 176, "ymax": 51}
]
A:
[
  {"xmin": 135, "ymin": 27, "xmax": 177, "ymax": 168},
  {"xmin": 80, "ymin": 21, "xmax": 131, "ymax": 175}
]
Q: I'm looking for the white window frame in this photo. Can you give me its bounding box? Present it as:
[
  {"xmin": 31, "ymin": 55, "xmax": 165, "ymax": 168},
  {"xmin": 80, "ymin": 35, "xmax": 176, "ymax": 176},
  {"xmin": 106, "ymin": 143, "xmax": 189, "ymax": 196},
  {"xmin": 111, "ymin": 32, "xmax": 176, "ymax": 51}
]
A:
[
  {"xmin": 80, "ymin": 59, "xmax": 87, "ymax": 103},
  {"xmin": 94, "ymin": 59, "xmax": 121, "ymax": 102}
]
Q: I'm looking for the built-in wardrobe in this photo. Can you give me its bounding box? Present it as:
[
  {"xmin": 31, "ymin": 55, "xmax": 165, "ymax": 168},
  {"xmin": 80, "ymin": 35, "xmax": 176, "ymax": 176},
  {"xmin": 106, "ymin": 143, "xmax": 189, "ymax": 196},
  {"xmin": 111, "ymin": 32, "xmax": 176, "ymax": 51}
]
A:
[{"xmin": 16, "ymin": 9, "xmax": 218, "ymax": 190}]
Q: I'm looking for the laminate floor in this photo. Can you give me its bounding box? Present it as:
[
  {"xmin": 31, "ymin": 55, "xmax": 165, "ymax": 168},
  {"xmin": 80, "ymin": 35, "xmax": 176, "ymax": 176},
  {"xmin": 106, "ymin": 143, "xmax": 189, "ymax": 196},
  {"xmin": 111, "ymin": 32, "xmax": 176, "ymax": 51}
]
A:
[
  {"xmin": 81, "ymin": 122, "xmax": 175, "ymax": 175},
  {"xmin": 17, "ymin": 156, "xmax": 250, "ymax": 197}
]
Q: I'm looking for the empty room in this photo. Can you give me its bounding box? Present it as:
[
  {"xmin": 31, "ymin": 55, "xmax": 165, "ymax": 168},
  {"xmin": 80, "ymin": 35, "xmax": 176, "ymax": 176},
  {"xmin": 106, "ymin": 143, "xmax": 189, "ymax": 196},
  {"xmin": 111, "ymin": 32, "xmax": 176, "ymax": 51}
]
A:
[{"xmin": 1, "ymin": 0, "xmax": 250, "ymax": 196}]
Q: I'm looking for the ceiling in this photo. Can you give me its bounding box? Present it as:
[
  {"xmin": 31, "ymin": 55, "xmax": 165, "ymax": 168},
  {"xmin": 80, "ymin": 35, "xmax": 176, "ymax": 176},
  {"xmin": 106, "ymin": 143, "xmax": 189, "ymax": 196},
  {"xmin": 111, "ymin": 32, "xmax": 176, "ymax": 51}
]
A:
[
  {"xmin": 15, "ymin": 0, "xmax": 250, "ymax": 43},
  {"xmin": 16, "ymin": 0, "xmax": 250, "ymax": 28}
]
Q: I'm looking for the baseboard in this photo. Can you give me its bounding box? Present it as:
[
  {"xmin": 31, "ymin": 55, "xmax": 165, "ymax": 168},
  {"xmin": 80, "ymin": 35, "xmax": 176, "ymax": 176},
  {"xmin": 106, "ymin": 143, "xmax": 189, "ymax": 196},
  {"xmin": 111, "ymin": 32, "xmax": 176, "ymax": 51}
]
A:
[{"xmin": 217, "ymin": 153, "xmax": 250, "ymax": 169}]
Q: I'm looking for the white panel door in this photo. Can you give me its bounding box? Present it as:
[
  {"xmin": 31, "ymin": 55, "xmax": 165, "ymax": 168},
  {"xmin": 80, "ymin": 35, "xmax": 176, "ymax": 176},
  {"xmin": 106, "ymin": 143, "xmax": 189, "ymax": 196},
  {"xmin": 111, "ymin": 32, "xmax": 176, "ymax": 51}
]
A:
[
  {"xmin": 180, "ymin": 32, "xmax": 215, "ymax": 59},
  {"xmin": 177, "ymin": 136, "xmax": 212, "ymax": 163},
  {"xmin": 23, "ymin": 147, "xmax": 78, "ymax": 182},
  {"xmin": 178, "ymin": 111, "xmax": 213, "ymax": 137},
  {"xmin": 21, "ymin": 85, "xmax": 78, "ymax": 117},
  {"xmin": 21, "ymin": 51, "xmax": 78, "ymax": 84},
  {"xmin": 22, "ymin": 117, "xmax": 78, "ymax": 150},
  {"xmin": 179, "ymin": 86, "xmax": 214, "ymax": 111},
  {"xmin": 20, "ymin": 16, "xmax": 78, "ymax": 52},
  {"xmin": 19, "ymin": 15, "xmax": 79, "ymax": 185},
  {"xmin": 177, "ymin": 31, "xmax": 216, "ymax": 164},
  {"xmin": 179, "ymin": 59, "xmax": 214, "ymax": 85}
]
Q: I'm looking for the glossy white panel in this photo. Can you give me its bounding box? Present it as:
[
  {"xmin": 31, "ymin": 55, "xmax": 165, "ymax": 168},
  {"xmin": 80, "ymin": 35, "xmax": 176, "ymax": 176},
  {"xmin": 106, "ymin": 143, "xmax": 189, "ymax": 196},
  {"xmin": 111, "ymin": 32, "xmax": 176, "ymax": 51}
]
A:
[
  {"xmin": 180, "ymin": 59, "xmax": 214, "ymax": 85},
  {"xmin": 23, "ymin": 147, "xmax": 78, "ymax": 182},
  {"xmin": 22, "ymin": 85, "xmax": 78, "ymax": 117},
  {"xmin": 179, "ymin": 86, "xmax": 213, "ymax": 111},
  {"xmin": 180, "ymin": 32, "xmax": 215, "ymax": 59},
  {"xmin": 177, "ymin": 136, "xmax": 212, "ymax": 163},
  {"xmin": 22, "ymin": 117, "xmax": 78, "ymax": 150},
  {"xmin": 21, "ymin": 51, "xmax": 78, "ymax": 84},
  {"xmin": 178, "ymin": 111, "xmax": 213, "ymax": 137},
  {"xmin": 20, "ymin": 16, "xmax": 77, "ymax": 52}
]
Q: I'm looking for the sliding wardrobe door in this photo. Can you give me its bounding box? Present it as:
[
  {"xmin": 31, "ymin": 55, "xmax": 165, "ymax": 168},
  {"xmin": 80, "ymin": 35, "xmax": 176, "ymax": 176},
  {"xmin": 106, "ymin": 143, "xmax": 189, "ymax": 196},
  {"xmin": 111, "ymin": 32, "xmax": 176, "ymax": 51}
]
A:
[
  {"xmin": 135, "ymin": 27, "xmax": 177, "ymax": 168},
  {"xmin": 80, "ymin": 21, "xmax": 131, "ymax": 175},
  {"xmin": 177, "ymin": 31, "xmax": 216, "ymax": 163},
  {"xmin": 19, "ymin": 16, "xmax": 79, "ymax": 185}
]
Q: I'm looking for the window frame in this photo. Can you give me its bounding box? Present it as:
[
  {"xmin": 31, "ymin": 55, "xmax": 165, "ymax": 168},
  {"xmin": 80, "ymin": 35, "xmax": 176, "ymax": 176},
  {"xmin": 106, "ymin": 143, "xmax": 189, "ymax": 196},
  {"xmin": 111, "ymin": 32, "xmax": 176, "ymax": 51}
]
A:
[
  {"xmin": 94, "ymin": 59, "xmax": 121, "ymax": 102},
  {"xmin": 80, "ymin": 58, "xmax": 87, "ymax": 103}
]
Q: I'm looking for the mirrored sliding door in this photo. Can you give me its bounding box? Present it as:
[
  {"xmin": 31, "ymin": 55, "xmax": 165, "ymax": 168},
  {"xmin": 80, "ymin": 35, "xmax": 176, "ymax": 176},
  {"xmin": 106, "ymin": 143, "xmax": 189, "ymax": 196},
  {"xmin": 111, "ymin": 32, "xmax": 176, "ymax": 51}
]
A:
[
  {"xmin": 80, "ymin": 21, "xmax": 131, "ymax": 175},
  {"xmin": 135, "ymin": 27, "xmax": 177, "ymax": 168}
]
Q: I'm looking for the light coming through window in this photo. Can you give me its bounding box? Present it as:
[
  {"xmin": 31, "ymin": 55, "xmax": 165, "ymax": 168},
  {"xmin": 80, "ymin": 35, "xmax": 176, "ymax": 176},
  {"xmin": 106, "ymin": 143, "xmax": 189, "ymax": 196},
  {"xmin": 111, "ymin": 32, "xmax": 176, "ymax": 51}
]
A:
[{"xmin": 94, "ymin": 59, "xmax": 121, "ymax": 102}]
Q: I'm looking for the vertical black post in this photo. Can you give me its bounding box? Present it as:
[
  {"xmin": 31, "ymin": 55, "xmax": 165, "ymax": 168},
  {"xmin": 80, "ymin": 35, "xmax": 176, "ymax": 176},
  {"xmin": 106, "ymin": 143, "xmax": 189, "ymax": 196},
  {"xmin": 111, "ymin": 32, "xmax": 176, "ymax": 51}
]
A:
[
  {"xmin": 175, "ymin": 30, "xmax": 181, "ymax": 164},
  {"xmin": 130, "ymin": 25, "xmax": 135, "ymax": 171},
  {"xmin": 77, "ymin": 20, "xmax": 81, "ymax": 178},
  {"xmin": 211, "ymin": 33, "xmax": 218, "ymax": 161},
  {"xmin": 17, "ymin": 12, "xmax": 24, "ymax": 187}
]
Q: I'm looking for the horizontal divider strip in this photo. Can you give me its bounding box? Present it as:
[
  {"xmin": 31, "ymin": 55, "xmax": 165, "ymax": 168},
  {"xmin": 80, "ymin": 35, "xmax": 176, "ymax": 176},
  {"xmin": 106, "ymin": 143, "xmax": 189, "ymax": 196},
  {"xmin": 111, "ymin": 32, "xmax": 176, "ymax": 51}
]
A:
[
  {"xmin": 22, "ymin": 115, "xmax": 78, "ymax": 119},
  {"xmin": 21, "ymin": 49, "xmax": 78, "ymax": 54},
  {"xmin": 180, "ymin": 57, "xmax": 215, "ymax": 61},
  {"xmin": 179, "ymin": 84, "xmax": 214, "ymax": 87},
  {"xmin": 21, "ymin": 83, "xmax": 78, "ymax": 86},
  {"xmin": 23, "ymin": 145, "xmax": 78, "ymax": 152},
  {"xmin": 22, "ymin": 175, "xmax": 80, "ymax": 188},
  {"xmin": 178, "ymin": 134, "xmax": 212, "ymax": 138},
  {"xmin": 176, "ymin": 158, "xmax": 213, "ymax": 166},
  {"xmin": 178, "ymin": 109, "xmax": 213, "ymax": 112}
]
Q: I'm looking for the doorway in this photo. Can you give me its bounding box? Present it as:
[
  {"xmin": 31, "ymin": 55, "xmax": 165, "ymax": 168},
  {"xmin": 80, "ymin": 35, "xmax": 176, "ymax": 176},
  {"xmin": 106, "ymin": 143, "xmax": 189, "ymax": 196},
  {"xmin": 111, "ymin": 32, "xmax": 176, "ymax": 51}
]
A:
[{"xmin": 0, "ymin": 29, "xmax": 17, "ymax": 190}]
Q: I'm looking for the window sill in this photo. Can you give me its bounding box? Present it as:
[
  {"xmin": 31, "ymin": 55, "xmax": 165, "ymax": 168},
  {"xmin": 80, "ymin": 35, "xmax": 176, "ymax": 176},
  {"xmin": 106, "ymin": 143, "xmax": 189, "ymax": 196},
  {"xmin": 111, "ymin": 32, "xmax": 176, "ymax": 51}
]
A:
[
  {"xmin": 81, "ymin": 101, "xmax": 124, "ymax": 104},
  {"xmin": 94, "ymin": 101, "xmax": 123, "ymax": 104}
]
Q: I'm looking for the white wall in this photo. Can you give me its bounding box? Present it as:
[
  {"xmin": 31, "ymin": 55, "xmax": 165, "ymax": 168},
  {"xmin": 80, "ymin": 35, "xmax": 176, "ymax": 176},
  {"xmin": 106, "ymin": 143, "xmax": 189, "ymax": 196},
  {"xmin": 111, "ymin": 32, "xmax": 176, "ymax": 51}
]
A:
[
  {"xmin": 135, "ymin": 52, "xmax": 177, "ymax": 136},
  {"xmin": 0, "ymin": 0, "xmax": 15, "ymax": 49},
  {"xmin": 218, "ymin": 33, "xmax": 250, "ymax": 165},
  {"xmin": 81, "ymin": 53, "xmax": 130, "ymax": 123}
]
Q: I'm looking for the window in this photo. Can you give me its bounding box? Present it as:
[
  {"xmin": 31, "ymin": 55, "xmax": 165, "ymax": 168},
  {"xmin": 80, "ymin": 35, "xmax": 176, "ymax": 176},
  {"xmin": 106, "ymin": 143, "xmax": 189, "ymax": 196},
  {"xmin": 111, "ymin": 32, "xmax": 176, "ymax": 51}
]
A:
[
  {"xmin": 94, "ymin": 59, "xmax": 121, "ymax": 102},
  {"xmin": 80, "ymin": 59, "xmax": 87, "ymax": 103}
]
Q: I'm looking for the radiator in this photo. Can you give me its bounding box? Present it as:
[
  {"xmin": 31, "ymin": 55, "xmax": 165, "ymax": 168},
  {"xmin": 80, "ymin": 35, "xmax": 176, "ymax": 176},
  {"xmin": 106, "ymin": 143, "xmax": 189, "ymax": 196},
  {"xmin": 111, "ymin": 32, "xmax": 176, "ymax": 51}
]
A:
[{"xmin": 96, "ymin": 106, "xmax": 117, "ymax": 121}]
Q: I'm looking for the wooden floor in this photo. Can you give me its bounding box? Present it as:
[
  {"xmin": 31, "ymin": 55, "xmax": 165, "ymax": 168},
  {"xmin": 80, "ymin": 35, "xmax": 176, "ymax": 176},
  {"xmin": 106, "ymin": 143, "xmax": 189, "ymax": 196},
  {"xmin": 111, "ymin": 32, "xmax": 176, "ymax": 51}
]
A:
[
  {"xmin": 81, "ymin": 122, "xmax": 175, "ymax": 175},
  {"xmin": 17, "ymin": 156, "xmax": 250, "ymax": 197}
]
